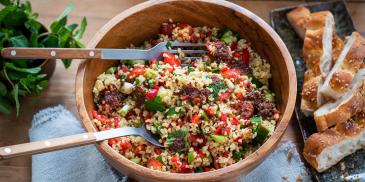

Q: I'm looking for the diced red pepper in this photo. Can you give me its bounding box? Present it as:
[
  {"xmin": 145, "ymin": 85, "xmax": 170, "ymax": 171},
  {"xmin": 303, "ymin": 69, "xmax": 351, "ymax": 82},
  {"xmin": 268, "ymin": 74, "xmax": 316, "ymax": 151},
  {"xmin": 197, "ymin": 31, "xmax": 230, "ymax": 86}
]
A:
[
  {"xmin": 235, "ymin": 93, "xmax": 245, "ymax": 101},
  {"xmin": 204, "ymin": 167, "xmax": 211, "ymax": 172},
  {"xmin": 176, "ymin": 121, "xmax": 185, "ymax": 126},
  {"xmin": 214, "ymin": 125, "xmax": 224, "ymax": 135},
  {"xmin": 154, "ymin": 148, "xmax": 162, "ymax": 154},
  {"xmin": 162, "ymin": 52, "xmax": 181, "ymax": 67},
  {"xmin": 222, "ymin": 127, "xmax": 231, "ymax": 135},
  {"xmin": 92, "ymin": 110, "xmax": 98, "ymax": 119},
  {"xmin": 180, "ymin": 95, "xmax": 189, "ymax": 100},
  {"xmin": 233, "ymin": 51, "xmax": 241, "ymax": 59},
  {"xmin": 128, "ymin": 67, "xmax": 146, "ymax": 78},
  {"xmin": 113, "ymin": 117, "xmax": 119, "ymax": 128},
  {"xmin": 190, "ymin": 134, "xmax": 207, "ymax": 147},
  {"xmin": 206, "ymin": 108, "xmax": 215, "ymax": 116},
  {"xmin": 197, "ymin": 150, "xmax": 204, "ymax": 158},
  {"xmin": 146, "ymin": 86, "xmax": 159, "ymax": 100},
  {"xmin": 108, "ymin": 138, "xmax": 116, "ymax": 145},
  {"xmin": 213, "ymin": 157, "xmax": 220, "ymax": 169},
  {"xmin": 191, "ymin": 114, "xmax": 200, "ymax": 124},
  {"xmin": 180, "ymin": 162, "xmax": 193, "ymax": 173},
  {"xmin": 193, "ymin": 97, "xmax": 201, "ymax": 104},
  {"xmin": 147, "ymin": 159, "xmax": 164, "ymax": 169},
  {"xmin": 230, "ymin": 42, "xmax": 238, "ymax": 50},
  {"xmin": 171, "ymin": 156, "xmax": 181, "ymax": 168},
  {"xmin": 218, "ymin": 92, "xmax": 231, "ymax": 102},
  {"xmin": 134, "ymin": 144, "xmax": 145, "ymax": 155},
  {"xmin": 220, "ymin": 113, "xmax": 227, "ymax": 122},
  {"xmin": 119, "ymin": 141, "xmax": 132, "ymax": 151},
  {"xmin": 232, "ymin": 117, "xmax": 240, "ymax": 125},
  {"xmin": 223, "ymin": 151, "xmax": 229, "ymax": 157},
  {"xmin": 221, "ymin": 68, "xmax": 241, "ymax": 80},
  {"xmin": 242, "ymin": 48, "xmax": 250, "ymax": 66}
]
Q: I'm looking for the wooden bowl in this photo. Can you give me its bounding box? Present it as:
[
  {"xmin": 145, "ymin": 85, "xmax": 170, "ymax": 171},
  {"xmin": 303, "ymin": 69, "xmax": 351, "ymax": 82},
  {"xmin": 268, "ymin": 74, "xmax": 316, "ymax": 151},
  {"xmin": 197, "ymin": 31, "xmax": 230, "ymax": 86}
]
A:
[{"xmin": 75, "ymin": 0, "xmax": 297, "ymax": 181}]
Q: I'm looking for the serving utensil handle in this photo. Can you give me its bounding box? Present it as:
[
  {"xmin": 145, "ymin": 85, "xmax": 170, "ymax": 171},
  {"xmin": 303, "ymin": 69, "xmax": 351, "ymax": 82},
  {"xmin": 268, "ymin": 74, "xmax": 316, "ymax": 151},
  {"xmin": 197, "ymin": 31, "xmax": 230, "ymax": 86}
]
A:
[
  {"xmin": 0, "ymin": 133, "xmax": 96, "ymax": 159},
  {"xmin": 1, "ymin": 47, "xmax": 101, "ymax": 59}
]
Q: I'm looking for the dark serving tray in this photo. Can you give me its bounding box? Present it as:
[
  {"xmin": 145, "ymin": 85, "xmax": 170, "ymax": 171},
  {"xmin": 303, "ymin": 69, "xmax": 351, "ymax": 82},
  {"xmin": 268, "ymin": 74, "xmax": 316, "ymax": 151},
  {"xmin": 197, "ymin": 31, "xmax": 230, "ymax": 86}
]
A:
[{"xmin": 270, "ymin": 1, "xmax": 364, "ymax": 181}]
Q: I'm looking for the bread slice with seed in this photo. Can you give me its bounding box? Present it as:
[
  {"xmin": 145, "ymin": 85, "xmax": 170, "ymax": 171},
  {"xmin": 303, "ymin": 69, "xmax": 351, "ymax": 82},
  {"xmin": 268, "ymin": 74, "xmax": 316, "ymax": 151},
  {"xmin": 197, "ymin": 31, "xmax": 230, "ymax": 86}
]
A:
[
  {"xmin": 314, "ymin": 69, "xmax": 365, "ymax": 131},
  {"xmin": 320, "ymin": 32, "xmax": 365, "ymax": 100},
  {"xmin": 303, "ymin": 113, "xmax": 365, "ymax": 172},
  {"xmin": 286, "ymin": 6, "xmax": 311, "ymax": 39},
  {"xmin": 300, "ymin": 11, "xmax": 344, "ymax": 116}
]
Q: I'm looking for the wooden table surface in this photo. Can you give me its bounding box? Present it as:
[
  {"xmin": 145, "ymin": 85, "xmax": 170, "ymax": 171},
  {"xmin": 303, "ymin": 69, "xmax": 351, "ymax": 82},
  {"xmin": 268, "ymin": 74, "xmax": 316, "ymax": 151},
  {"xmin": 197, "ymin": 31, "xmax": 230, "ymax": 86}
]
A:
[{"xmin": 0, "ymin": 0, "xmax": 364, "ymax": 181}]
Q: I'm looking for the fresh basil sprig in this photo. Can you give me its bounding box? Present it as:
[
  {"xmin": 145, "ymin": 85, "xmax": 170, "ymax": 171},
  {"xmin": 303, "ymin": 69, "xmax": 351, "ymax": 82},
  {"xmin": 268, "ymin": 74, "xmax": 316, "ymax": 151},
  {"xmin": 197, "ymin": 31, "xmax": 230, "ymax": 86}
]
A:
[{"xmin": 0, "ymin": 0, "xmax": 87, "ymax": 115}]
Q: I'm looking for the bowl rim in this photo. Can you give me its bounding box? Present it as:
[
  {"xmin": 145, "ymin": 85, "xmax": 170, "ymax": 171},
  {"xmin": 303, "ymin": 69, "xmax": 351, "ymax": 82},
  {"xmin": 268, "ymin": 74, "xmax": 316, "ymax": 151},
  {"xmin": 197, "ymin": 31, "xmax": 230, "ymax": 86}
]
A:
[{"xmin": 75, "ymin": 0, "xmax": 297, "ymax": 180}]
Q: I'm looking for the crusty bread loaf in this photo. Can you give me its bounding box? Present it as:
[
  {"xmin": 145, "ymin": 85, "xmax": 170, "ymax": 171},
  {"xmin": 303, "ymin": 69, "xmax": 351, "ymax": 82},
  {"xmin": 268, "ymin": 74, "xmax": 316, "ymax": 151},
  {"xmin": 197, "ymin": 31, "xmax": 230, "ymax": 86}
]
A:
[
  {"xmin": 314, "ymin": 69, "xmax": 365, "ymax": 131},
  {"xmin": 303, "ymin": 113, "xmax": 365, "ymax": 172},
  {"xmin": 286, "ymin": 6, "xmax": 311, "ymax": 39},
  {"xmin": 300, "ymin": 11, "xmax": 344, "ymax": 116},
  {"xmin": 320, "ymin": 32, "xmax": 365, "ymax": 100}
]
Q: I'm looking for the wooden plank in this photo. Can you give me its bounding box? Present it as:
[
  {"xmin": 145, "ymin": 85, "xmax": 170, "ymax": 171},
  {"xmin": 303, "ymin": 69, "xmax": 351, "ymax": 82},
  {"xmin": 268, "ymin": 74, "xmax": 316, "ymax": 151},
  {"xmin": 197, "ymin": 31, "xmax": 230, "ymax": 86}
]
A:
[{"xmin": 0, "ymin": 166, "xmax": 31, "ymax": 182}]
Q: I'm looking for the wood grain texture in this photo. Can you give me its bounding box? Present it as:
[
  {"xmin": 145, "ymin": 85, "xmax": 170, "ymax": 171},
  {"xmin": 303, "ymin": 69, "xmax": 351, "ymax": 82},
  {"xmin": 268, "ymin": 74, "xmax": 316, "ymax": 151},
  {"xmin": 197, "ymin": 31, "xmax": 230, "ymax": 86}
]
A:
[
  {"xmin": 0, "ymin": 0, "xmax": 364, "ymax": 182},
  {"xmin": 0, "ymin": 133, "xmax": 96, "ymax": 159},
  {"xmin": 76, "ymin": 0, "xmax": 296, "ymax": 181},
  {"xmin": 1, "ymin": 48, "xmax": 102, "ymax": 60}
]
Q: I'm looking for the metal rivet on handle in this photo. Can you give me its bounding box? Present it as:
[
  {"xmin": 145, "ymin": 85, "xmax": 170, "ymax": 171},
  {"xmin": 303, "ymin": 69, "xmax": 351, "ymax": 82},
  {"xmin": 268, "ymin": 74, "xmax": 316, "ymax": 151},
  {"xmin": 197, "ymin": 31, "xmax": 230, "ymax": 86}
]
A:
[
  {"xmin": 50, "ymin": 50, "xmax": 56, "ymax": 57},
  {"xmin": 10, "ymin": 50, "xmax": 16, "ymax": 56},
  {"xmin": 4, "ymin": 148, "xmax": 11, "ymax": 153},
  {"xmin": 44, "ymin": 141, "xmax": 51, "ymax": 146},
  {"xmin": 89, "ymin": 51, "xmax": 95, "ymax": 57}
]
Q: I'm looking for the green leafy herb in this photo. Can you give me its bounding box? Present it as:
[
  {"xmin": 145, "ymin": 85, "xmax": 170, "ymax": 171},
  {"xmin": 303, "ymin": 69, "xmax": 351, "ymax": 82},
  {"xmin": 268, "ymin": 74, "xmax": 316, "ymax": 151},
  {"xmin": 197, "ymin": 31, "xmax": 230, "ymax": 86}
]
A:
[
  {"xmin": 187, "ymin": 66, "xmax": 195, "ymax": 73},
  {"xmin": 166, "ymin": 106, "xmax": 183, "ymax": 116},
  {"xmin": 232, "ymin": 150, "xmax": 244, "ymax": 161},
  {"xmin": 248, "ymin": 74, "xmax": 263, "ymax": 88},
  {"xmin": 254, "ymin": 124, "xmax": 270, "ymax": 143},
  {"xmin": 144, "ymin": 96, "xmax": 166, "ymax": 112},
  {"xmin": 249, "ymin": 116, "xmax": 262, "ymax": 124},
  {"xmin": 208, "ymin": 81, "xmax": 226, "ymax": 99},
  {"xmin": 0, "ymin": 0, "xmax": 87, "ymax": 115},
  {"xmin": 166, "ymin": 127, "xmax": 189, "ymax": 152},
  {"xmin": 165, "ymin": 41, "xmax": 172, "ymax": 49}
]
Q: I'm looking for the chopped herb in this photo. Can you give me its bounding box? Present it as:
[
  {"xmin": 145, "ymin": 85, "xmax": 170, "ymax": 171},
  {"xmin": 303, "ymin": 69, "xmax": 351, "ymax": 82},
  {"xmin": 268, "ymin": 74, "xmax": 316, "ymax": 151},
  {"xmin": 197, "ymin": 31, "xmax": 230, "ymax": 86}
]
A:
[
  {"xmin": 166, "ymin": 127, "xmax": 189, "ymax": 152},
  {"xmin": 130, "ymin": 157, "xmax": 141, "ymax": 164},
  {"xmin": 124, "ymin": 60, "xmax": 147, "ymax": 67},
  {"xmin": 156, "ymin": 155, "xmax": 165, "ymax": 165},
  {"xmin": 166, "ymin": 107, "xmax": 183, "ymax": 116},
  {"xmin": 232, "ymin": 150, "xmax": 244, "ymax": 161},
  {"xmin": 153, "ymin": 124, "xmax": 162, "ymax": 134},
  {"xmin": 135, "ymin": 78, "xmax": 141, "ymax": 85},
  {"xmin": 195, "ymin": 167, "xmax": 203, "ymax": 173},
  {"xmin": 208, "ymin": 81, "xmax": 226, "ymax": 99},
  {"xmin": 249, "ymin": 116, "xmax": 261, "ymax": 124},
  {"xmin": 211, "ymin": 68, "xmax": 220, "ymax": 73},
  {"xmin": 120, "ymin": 75, "xmax": 126, "ymax": 80},
  {"xmin": 248, "ymin": 74, "xmax": 263, "ymax": 88},
  {"xmin": 144, "ymin": 96, "xmax": 166, "ymax": 112},
  {"xmin": 166, "ymin": 41, "xmax": 172, "ymax": 49},
  {"xmin": 188, "ymin": 66, "xmax": 195, "ymax": 73},
  {"xmin": 254, "ymin": 124, "xmax": 270, "ymax": 143},
  {"xmin": 201, "ymin": 111, "xmax": 209, "ymax": 121},
  {"xmin": 220, "ymin": 30, "xmax": 238, "ymax": 45}
]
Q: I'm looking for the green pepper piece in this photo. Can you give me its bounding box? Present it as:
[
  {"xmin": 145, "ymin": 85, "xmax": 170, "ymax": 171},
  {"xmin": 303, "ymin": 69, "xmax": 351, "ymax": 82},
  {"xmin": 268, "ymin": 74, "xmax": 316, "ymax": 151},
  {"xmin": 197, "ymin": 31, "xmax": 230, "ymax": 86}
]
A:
[
  {"xmin": 106, "ymin": 66, "xmax": 117, "ymax": 74},
  {"xmin": 188, "ymin": 151, "xmax": 195, "ymax": 164},
  {"xmin": 130, "ymin": 157, "xmax": 141, "ymax": 164},
  {"xmin": 210, "ymin": 134, "xmax": 227, "ymax": 144},
  {"xmin": 249, "ymin": 116, "xmax": 261, "ymax": 124}
]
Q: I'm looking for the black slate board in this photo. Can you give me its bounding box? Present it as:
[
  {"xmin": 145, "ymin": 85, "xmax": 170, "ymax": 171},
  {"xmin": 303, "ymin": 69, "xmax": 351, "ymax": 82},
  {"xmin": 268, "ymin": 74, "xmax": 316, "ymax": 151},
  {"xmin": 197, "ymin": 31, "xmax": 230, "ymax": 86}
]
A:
[{"xmin": 270, "ymin": 1, "xmax": 365, "ymax": 181}]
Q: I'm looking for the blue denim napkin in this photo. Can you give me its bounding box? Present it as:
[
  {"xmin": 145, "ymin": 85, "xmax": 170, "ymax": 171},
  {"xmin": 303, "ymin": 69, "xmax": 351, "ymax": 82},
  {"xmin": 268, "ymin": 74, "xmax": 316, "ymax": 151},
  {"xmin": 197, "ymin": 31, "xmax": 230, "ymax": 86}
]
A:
[{"xmin": 29, "ymin": 105, "xmax": 311, "ymax": 182}]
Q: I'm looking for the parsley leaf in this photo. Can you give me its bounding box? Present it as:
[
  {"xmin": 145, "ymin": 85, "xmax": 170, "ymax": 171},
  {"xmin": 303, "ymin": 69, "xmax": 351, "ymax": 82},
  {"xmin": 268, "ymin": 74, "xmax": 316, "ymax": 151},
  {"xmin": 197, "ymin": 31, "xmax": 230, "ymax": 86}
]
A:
[
  {"xmin": 144, "ymin": 96, "xmax": 166, "ymax": 112},
  {"xmin": 208, "ymin": 81, "xmax": 226, "ymax": 99},
  {"xmin": 166, "ymin": 106, "xmax": 183, "ymax": 116}
]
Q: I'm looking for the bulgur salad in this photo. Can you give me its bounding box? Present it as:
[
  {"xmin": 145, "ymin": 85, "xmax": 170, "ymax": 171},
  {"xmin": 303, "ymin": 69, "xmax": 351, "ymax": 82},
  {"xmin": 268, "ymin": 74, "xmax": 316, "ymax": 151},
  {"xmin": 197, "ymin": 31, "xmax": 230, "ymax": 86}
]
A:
[{"xmin": 92, "ymin": 21, "xmax": 280, "ymax": 173}]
